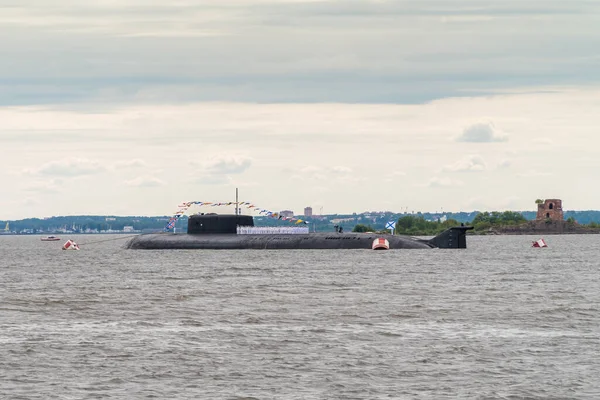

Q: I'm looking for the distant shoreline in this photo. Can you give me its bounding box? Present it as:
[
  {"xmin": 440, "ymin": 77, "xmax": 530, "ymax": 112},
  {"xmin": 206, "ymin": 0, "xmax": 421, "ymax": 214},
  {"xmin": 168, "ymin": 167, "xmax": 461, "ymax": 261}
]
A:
[{"xmin": 480, "ymin": 220, "xmax": 600, "ymax": 235}]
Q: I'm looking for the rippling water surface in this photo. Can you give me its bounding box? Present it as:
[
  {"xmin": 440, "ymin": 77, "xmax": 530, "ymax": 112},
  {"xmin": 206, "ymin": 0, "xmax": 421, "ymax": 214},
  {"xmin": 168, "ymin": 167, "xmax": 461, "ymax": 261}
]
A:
[{"xmin": 1, "ymin": 234, "xmax": 599, "ymax": 399}]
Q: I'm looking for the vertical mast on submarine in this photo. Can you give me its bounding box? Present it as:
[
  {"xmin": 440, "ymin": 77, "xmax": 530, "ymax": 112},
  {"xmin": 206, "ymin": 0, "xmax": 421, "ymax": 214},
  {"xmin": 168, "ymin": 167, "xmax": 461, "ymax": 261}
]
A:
[{"xmin": 235, "ymin": 187, "xmax": 239, "ymax": 215}]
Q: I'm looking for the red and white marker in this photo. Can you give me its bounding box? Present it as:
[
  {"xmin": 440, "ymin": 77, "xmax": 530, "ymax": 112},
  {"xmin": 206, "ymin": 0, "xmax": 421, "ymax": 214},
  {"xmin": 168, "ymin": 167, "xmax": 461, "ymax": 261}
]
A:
[
  {"xmin": 372, "ymin": 238, "xmax": 390, "ymax": 250},
  {"xmin": 62, "ymin": 239, "xmax": 80, "ymax": 250}
]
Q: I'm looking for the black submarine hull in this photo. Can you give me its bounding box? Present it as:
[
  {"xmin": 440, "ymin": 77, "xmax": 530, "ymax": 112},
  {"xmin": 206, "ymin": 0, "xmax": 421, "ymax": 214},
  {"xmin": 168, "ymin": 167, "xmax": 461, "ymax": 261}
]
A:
[
  {"xmin": 126, "ymin": 227, "xmax": 472, "ymax": 250},
  {"xmin": 126, "ymin": 214, "xmax": 473, "ymax": 250}
]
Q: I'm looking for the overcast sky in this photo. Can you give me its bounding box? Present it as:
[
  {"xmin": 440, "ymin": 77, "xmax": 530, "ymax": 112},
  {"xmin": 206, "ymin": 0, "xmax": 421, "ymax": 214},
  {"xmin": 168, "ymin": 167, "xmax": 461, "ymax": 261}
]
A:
[{"xmin": 1, "ymin": 0, "xmax": 599, "ymax": 219}]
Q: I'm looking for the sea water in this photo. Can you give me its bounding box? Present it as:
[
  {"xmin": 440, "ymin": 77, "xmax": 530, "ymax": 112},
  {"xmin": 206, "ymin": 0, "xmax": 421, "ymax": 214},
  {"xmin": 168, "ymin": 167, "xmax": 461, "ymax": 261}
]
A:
[{"xmin": 1, "ymin": 234, "xmax": 599, "ymax": 399}]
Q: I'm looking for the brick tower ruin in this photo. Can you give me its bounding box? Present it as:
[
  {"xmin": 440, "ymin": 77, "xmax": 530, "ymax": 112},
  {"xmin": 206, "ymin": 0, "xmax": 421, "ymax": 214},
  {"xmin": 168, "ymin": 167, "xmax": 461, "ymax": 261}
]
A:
[{"xmin": 536, "ymin": 199, "xmax": 564, "ymax": 221}]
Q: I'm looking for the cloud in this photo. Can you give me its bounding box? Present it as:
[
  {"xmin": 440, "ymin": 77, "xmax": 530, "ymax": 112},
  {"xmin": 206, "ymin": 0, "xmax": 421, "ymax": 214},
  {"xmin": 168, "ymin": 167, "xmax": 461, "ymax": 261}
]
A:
[
  {"xmin": 331, "ymin": 166, "xmax": 353, "ymax": 174},
  {"xmin": 22, "ymin": 197, "xmax": 40, "ymax": 207},
  {"xmin": 296, "ymin": 166, "xmax": 321, "ymax": 174},
  {"xmin": 113, "ymin": 159, "xmax": 148, "ymax": 169},
  {"xmin": 124, "ymin": 176, "xmax": 165, "ymax": 187},
  {"xmin": 188, "ymin": 175, "xmax": 234, "ymax": 185},
  {"xmin": 289, "ymin": 166, "xmax": 329, "ymax": 182},
  {"xmin": 443, "ymin": 155, "xmax": 487, "ymax": 172},
  {"xmin": 1, "ymin": 1, "xmax": 600, "ymax": 106},
  {"xmin": 456, "ymin": 123, "xmax": 508, "ymax": 143},
  {"xmin": 23, "ymin": 179, "xmax": 64, "ymax": 193},
  {"xmin": 516, "ymin": 170, "xmax": 551, "ymax": 178},
  {"xmin": 200, "ymin": 154, "xmax": 252, "ymax": 175},
  {"xmin": 186, "ymin": 154, "xmax": 251, "ymax": 186},
  {"xmin": 532, "ymin": 137, "xmax": 554, "ymax": 145},
  {"xmin": 465, "ymin": 195, "xmax": 523, "ymax": 211},
  {"xmin": 289, "ymin": 165, "xmax": 357, "ymax": 183},
  {"xmin": 2, "ymin": 89, "xmax": 600, "ymax": 219},
  {"xmin": 290, "ymin": 173, "xmax": 327, "ymax": 182},
  {"xmin": 424, "ymin": 177, "xmax": 464, "ymax": 187},
  {"xmin": 24, "ymin": 158, "xmax": 105, "ymax": 177},
  {"xmin": 384, "ymin": 170, "xmax": 406, "ymax": 182},
  {"xmin": 501, "ymin": 196, "xmax": 522, "ymax": 209},
  {"xmin": 498, "ymin": 159, "xmax": 512, "ymax": 168}
]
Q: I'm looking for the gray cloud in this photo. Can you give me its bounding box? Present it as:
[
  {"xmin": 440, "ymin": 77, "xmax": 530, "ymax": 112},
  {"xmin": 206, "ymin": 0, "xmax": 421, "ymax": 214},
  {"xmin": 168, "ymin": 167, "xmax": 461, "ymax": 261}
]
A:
[
  {"xmin": 202, "ymin": 155, "xmax": 252, "ymax": 175},
  {"xmin": 457, "ymin": 123, "xmax": 508, "ymax": 143},
  {"xmin": 185, "ymin": 154, "xmax": 252, "ymax": 186},
  {"xmin": 1, "ymin": 1, "xmax": 599, "ymax": 105}
]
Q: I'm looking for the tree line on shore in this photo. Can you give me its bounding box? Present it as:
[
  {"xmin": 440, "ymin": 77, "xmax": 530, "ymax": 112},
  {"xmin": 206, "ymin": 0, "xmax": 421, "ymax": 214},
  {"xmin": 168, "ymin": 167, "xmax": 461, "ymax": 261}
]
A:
[{"xmin": 353, "ymin": 211, "xmax": 600, "ymax": 236}]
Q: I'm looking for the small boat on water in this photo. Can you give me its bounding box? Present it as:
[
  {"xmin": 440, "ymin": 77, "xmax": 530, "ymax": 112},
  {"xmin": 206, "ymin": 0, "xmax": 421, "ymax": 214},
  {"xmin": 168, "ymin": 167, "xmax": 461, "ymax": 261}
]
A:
[
  {"xmin": 62, "ymin": 239, "xmax": 80, "ymax": 250},
  {"xmin": 41, "ymin": 235, "xmax": 61, "ymax": 241}
]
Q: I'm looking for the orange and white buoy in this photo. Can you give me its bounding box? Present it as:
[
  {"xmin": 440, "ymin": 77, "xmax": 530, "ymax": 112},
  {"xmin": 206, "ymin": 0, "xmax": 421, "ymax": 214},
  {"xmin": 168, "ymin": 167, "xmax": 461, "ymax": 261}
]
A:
[
  {"xmin": 532, "ymin": 238, "xmax": 547, "ymax": 248},
  {"xmin": 62, "ymin": 239, "xmax": 80, "ymax": 250},
  {"xmin": 372, "ymin": 238, "xmax": 390, "ymax": 250}
]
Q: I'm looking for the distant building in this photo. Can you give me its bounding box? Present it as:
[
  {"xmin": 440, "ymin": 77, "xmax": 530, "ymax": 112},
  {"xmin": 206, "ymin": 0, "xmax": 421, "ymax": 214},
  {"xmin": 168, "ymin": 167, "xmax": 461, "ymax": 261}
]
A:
[
  {"xmin": 304, "ymin": 207, "xmax": 313, "ymax": 217},
  {"xmin": 123, "ymin": 226, "xmax": 135, "ymax": 233},
  {"xmin": 536, "ymin": 199, "xmax": 564, "ymax": 221},
  {"xmin": 330, "ymin": 218, "xmax": 354, "ymax": 224},
  {"xmin": 280, "ymin": 210, "xmax": 294, "ymax": 218}
]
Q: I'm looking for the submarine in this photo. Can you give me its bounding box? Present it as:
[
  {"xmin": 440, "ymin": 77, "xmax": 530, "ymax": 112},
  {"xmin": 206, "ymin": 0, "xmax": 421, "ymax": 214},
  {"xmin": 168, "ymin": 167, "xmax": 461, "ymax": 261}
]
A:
[{"xmin": 126, "ymin": 213, "xmax": 473, "ymax": 250}]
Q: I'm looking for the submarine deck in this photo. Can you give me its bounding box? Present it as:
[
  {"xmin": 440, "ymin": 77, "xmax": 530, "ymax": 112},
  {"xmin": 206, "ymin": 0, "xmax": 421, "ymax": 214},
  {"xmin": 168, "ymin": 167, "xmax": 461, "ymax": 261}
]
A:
[{"xmin": 126, "ymin": 232, "xmax": 435, "ymax": 250}]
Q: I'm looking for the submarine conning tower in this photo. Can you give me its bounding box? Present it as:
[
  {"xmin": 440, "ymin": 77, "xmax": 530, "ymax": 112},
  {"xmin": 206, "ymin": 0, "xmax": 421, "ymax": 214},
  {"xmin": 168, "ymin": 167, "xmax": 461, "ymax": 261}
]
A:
[{"xmin": 187, "ymin": 213, "xmax": 254, "ymax": 234}]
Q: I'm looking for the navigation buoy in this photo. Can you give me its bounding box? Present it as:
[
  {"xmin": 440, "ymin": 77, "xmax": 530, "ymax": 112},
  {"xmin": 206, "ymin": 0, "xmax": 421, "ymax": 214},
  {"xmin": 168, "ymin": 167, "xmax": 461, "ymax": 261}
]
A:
[
  {"xmin": 532, "ymin": 238, "xmax": 547, "ymax": 248},
  {"xmin": 62, "ymin": 239, "xmax": 80, "ymax": 250},
  {"xmin": 372, "ymin": 238, "xmax": 390, "ymax": 250}
]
